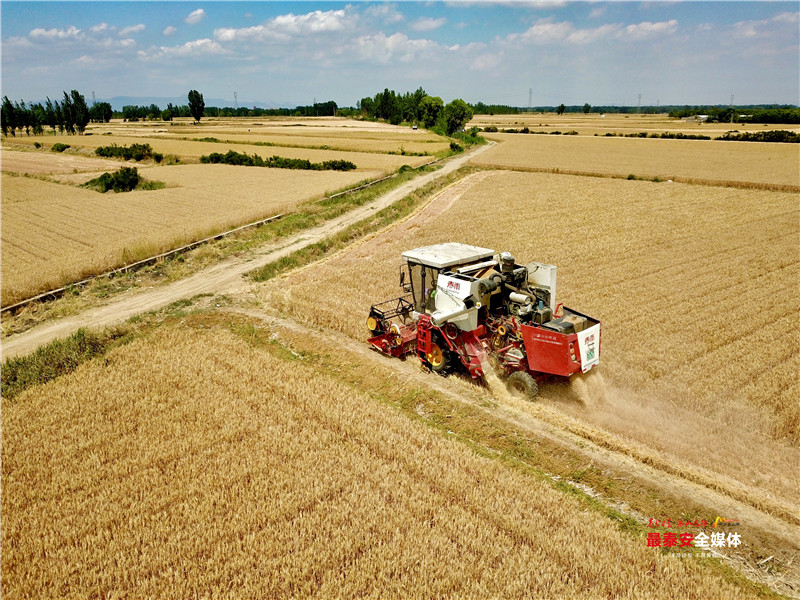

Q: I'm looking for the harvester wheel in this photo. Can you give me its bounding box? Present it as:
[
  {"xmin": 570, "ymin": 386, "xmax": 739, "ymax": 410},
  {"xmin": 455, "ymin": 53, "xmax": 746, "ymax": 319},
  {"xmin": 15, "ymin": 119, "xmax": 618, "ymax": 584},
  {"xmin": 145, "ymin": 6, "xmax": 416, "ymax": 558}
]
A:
[
  {"xmin": 427, "ymin": 340, "xmax": 449, "ymax": 373},
  {"xmin": 507, "ymin": 371, "xmax": 538, "ymax": 401}
]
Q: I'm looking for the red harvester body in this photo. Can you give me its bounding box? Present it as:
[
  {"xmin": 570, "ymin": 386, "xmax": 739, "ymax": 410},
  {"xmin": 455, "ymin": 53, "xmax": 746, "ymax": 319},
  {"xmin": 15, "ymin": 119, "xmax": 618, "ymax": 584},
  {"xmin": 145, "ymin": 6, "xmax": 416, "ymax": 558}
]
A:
[{"xmin": 366, "ymin": 243, "xmax": 600, "ymax": 399}]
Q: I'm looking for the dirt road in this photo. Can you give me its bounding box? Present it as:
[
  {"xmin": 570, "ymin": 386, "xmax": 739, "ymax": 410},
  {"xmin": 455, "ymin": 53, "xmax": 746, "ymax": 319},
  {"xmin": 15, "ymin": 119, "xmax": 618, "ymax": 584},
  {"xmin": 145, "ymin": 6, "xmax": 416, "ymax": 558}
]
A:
[{"xmin": 0, "ymin": 143, "xmax": 493, "ymax": 361}]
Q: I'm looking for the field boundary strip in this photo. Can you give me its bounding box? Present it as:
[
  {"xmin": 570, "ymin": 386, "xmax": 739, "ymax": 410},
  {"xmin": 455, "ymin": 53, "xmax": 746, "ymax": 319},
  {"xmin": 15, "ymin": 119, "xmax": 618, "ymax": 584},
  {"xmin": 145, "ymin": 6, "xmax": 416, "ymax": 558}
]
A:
[
  {"xmin": 0, "ymin": 214, "xmax": 288, "ymax": 315},
  {"xmin": 281, "ymin": 155, "xmax": 442, "ymax": 198},
  {"xmin": 469, "ymin": 162, "xmax": 800, "ymax": 193}
]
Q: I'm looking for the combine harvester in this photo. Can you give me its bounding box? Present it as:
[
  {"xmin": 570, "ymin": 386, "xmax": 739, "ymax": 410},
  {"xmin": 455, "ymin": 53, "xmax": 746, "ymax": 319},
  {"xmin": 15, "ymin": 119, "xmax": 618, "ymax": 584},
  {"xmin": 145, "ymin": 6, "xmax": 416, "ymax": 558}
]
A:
[{"xmin": 366, "ymin": 243, "xmax": 600, "ymax": 399}]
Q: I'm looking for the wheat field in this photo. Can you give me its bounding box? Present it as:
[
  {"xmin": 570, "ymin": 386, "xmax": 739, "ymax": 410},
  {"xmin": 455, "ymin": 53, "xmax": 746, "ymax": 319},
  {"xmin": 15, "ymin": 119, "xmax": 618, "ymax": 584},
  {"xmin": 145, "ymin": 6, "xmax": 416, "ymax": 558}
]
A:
[
  {"xmin": 170, "ymin": 132, "xmax": 447, "ymax": 155},
  {"xmin": 471, "ymin": 133, "xmax": 800, "ymax": 188},
  {"xmin": 259, "ymin": 169, "xmax": 799, "ymax": 506},
  {"xmin": 1, "ymin": 324, "xmax": 756, "ymax": 599},
  {"xmin": 0, "ymin": 165, "xmax": 367, "ymax": 305},
  {"xmin": 469, "ymin": 112, "xmax": 800, "ymax": 137},
  {"xmin": 5, "ymin": 134, "xmax": 433, "ymax": 171},
  {"xmin": 155, "ymin": 124, "xmax": 449, "ymax": 155},
  {"xmin": 0, "ymin": 116, "xmax": 440, "ymax": 306}
]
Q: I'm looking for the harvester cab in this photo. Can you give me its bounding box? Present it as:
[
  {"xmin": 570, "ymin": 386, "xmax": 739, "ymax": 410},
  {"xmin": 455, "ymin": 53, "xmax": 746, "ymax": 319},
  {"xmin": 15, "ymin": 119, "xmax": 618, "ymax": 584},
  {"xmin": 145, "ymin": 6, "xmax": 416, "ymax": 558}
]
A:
[
  {"xmin": 402, "ymin": 243, "xmax": 495, "ymax": 322},
  {"xmin": 366, "ymin": 243, "xmax": 601, "ymax": 399}
]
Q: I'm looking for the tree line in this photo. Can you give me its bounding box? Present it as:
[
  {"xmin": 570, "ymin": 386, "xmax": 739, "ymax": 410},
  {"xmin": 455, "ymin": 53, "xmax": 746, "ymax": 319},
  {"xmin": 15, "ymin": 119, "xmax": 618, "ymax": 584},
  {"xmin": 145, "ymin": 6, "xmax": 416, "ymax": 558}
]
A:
[
  {"xmin": 121, "ymin": 87, "xmax": 475, "ymax": 135},
  {"xmin": 667, "ymin": 106, "xmax": 800, "ymax": 124},
  {"xmin": 468, "ymin": 103, "xmax": 799, "ymax": 121},
  {"xmin": 356, "ymin": 87, "xmax": 473, "ymax": 135},
  {"xmin": 121, "ymin": 99, "xmax": 339, "ymax": 121},
  {"xmin": 1, "ymin": 90, "xmax": 113, "ymax": 137},
  {"xmin": 8, "ymin": 87, "xmax": 793, "ymax": 136}
]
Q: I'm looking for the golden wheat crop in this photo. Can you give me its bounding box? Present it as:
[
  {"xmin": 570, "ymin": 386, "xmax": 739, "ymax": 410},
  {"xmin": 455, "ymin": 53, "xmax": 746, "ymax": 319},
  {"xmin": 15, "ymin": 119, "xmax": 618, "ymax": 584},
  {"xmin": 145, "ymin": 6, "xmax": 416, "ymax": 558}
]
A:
[
  {"xmin": 160, "ymin": 115, "xmax": 421, "ymax": 133},
  {"xmin": 258, "ymin": 169, "xmax": 799, "ymax": 505},
  {"xmin": 0, "ymin": 165, "xmax": 367, "ymax": 305},
  {"xmin": 1, "ymin": 324, "xmax": 756, "ymax": 598},
  {"xmin": 471, "ymin": 134, "xmax": 800, "ymax": 188},
  {"xmin": 154, "ymin": 124, "xmax": 449, "ymax": 155},
  {"xmin": 5, "ymin": 134, "xmax": 432, "ymax": 171},
  {"xmin": 183, "ymin": 133, "xmax": 446, "ymax": 155}
]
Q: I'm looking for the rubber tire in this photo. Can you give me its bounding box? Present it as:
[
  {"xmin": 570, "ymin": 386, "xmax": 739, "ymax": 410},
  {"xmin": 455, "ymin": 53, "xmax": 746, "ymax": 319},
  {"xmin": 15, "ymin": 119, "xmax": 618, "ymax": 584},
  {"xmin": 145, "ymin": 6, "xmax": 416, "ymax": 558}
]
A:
[
  {"xmin": 507, "ymin": 371, "xmax": 539, "ymax": 401},
  {"xmin": 428, "ymin": 339, "xmax": 450, "ymax": 374}
]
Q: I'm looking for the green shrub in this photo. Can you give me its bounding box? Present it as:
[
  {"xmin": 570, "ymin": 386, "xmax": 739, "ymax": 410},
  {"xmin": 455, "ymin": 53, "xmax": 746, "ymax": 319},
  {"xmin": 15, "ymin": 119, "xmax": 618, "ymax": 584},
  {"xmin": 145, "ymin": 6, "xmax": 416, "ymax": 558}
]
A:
[
  {"xmin": 95, "ymin": 143, "xmax": 155, "ymax": 161},
  {"xmin": 33, "ymin": 142, "xmax": 41, "ymax": 149},
  {"xmin": 717, "ymin": 130, "xmax": 799, "ymax": 143},
  {"xmin": 483, "ymin": 125, "xmax": 498, "ymax": 133},
  {"xmin": 83, "ymin": 167, "xmax": 141, "ymax": 192},
  {"xmin": 51, "ymin": 143, "xmax": 70, "ymax": 152},
  {"xmin": 320, "ymin": 159, "xmax": 358, "ymax": 171},
  {"xmin": 647, "ymin": 132, "xmax": 711, "ymax": 140},
  {"xmin": 199, "ymin": 150, "xmax": 356, "ymax": 171},
  {"xmin": 449, "ymin": 141, "xmax": 463, "ymax": 152}
]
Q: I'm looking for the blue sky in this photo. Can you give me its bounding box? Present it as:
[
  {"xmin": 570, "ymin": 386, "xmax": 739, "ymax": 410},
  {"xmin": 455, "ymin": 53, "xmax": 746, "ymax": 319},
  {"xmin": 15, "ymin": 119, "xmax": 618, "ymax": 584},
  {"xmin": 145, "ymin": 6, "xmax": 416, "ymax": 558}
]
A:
[{"xmin": 2, "ymin": 2, "xmax": 798, "ymax": 108}]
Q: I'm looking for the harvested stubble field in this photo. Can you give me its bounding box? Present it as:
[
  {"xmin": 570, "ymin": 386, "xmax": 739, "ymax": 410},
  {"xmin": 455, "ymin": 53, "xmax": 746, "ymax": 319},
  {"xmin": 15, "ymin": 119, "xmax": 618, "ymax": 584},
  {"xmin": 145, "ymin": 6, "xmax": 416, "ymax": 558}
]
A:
[
  {"xmin": 0, "ymin": 148, "xmax": 129, "ymax": 176},
  {"xmin": 471, "ymin": 133, "xmax": 800, "ymax": 188},
  {"xmin": 0, "ymin": 164, "xmax": 368, "ymax": 306},
  {"xmin": 469, "ymin": 112, "xmax": 800, "ymax": 137},
  {"xmin": 0, "ymin": 323, "xmax": 757, "ymax": 599},
  {"xmin": 260, "ymin": 170, "xmax": 799, "ymax": 511}
]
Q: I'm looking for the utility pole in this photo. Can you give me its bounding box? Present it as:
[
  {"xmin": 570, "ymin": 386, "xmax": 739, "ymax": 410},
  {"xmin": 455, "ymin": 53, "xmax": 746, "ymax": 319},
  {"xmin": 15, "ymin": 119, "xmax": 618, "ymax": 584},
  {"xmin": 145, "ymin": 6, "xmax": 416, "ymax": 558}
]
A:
[
  {"xmin": 91, "ymin": 91, "xmax": 96, "ymax": 106},
  {"xmin": 637, "ymin": 93, "xmax": 642, "ymax": 115},
  {"xmin": 234, "ymin": 91, "xmax": 238, "ymax": 109},
  {"xmin": 730, "ymin": 94, "xmax": 734, "ymax": 123},
  {"xmin": 528, "ymin": 88, "xmax": 533, "ymax": 113}
]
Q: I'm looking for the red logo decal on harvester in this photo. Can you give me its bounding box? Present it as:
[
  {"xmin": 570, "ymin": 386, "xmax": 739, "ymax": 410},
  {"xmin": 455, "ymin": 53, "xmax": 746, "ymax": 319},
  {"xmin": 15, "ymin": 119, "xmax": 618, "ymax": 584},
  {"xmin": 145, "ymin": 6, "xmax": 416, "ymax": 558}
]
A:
[{"xmin": 447, "ymin": 281, "xmax": 461, "ymax": 291}]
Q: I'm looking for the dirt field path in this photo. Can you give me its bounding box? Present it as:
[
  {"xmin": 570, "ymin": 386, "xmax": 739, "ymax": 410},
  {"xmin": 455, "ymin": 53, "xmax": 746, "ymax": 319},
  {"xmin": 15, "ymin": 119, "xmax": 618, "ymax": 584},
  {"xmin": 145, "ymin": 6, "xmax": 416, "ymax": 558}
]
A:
[{"xmin": 0, "ymin": 143, "xmax": 494, "ymax": 361}]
